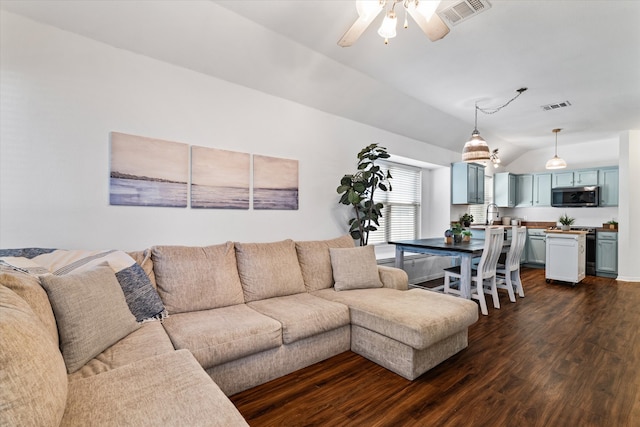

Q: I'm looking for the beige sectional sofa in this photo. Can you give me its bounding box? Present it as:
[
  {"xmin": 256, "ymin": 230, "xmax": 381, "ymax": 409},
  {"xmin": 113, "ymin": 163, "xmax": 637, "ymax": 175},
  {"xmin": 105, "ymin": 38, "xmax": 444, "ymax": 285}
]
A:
[{"xmin": 1, "ymin": 235, "xmax": 478, "ymax": 426}]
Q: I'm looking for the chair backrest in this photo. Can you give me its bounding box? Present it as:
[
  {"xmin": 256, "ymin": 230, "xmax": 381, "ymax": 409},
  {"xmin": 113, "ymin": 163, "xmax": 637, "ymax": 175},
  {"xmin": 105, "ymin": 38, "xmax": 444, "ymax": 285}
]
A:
[
  {"xmin": 505, "ymin": 226, "xmax": 527, "ymax": 271},
  {"xmin": 476, "ymin": 227, "xmax": 504, "ymax": 279}
]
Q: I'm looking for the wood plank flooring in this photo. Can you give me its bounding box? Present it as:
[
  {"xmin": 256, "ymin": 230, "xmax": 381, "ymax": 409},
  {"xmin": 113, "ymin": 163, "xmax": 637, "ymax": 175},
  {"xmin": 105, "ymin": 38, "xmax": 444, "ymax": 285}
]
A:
[{"xmin": 231, "ymin": 268, "xmax": 640, "ymax": 426}]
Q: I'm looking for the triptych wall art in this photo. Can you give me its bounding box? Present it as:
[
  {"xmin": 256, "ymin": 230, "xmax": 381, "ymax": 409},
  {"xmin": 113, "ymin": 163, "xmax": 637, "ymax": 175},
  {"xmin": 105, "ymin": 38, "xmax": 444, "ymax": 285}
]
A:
[{"xmin": 109, "ymin": 132, "xmax": 298, "ymax": 210}]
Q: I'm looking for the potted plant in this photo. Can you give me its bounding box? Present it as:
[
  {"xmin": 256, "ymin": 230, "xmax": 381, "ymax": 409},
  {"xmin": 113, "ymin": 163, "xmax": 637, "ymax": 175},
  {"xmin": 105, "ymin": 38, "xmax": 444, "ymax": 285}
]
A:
[
  {"xmin": 444, "ymin": 228, "xmax": 453, "ymax": 244},
  {"xmin": 452, "ymin": 223, "xmax": 463, "ymax": 243},
  {"xmin": 337, "ymin": 144, "xmax": 392, "ymax": 246},
  {"xmin": 462, "ymin": 230, "xmax": 473, "ymax": 242},
  {"xmin": 605, "ymin": 219, "xmax": 618, "ymax": 230},
  {"xmin": 460, "ymin": 213, "xmax": 474, "ymax": 227},
  {"xmin": 558, "ymin": 213, "xmax": 575, "ymax": 231}
]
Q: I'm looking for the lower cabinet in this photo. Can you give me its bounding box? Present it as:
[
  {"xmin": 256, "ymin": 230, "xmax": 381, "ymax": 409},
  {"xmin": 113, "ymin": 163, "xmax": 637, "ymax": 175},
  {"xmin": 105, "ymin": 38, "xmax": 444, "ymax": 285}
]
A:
[
  {"xmin": 526, "ymin": 229, "xmax": 546, "ymax": 265},
  {"xmin": 596, "ymin": 231, "xmax": 618, "ymax": 277}
]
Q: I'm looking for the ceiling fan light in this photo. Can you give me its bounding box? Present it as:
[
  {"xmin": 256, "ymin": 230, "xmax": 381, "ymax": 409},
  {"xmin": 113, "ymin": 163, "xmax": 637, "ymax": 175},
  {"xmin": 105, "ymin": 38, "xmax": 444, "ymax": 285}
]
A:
[
  {"xmin": 378, "ymin": 12, "xmax": 397, "ymax": 39},
  {"xmin": 356, "ymin": 0, "xmax": 384, "ymax": 20},
  {"xmin": 415, "ymin": 0, "xmax": 441, "ymax": 21},
  {"xmin": 545, "ymin": 156, "xmax": 567, "ymax": 170},
  {"xmin": 462, "ymin": 130, "xmax": 491, "ymax": 162}
]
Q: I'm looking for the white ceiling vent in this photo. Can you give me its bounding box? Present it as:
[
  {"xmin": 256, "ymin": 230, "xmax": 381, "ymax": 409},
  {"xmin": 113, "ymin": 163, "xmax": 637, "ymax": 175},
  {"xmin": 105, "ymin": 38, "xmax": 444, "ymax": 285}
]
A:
[
  {"xmin": 437, "ymin": 0, "xmax": 492, "ymax": 26},
  {"xmin": 541, "ymin": 101, "xmax": 572, "ymax": 111}
]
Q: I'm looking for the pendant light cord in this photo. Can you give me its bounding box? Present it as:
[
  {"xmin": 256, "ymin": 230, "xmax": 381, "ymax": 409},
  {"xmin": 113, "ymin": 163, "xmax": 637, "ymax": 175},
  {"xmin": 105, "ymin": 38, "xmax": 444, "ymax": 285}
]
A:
[{"xmin": 477, "ymin": 87, "xmax": 527, "ymax": 115}]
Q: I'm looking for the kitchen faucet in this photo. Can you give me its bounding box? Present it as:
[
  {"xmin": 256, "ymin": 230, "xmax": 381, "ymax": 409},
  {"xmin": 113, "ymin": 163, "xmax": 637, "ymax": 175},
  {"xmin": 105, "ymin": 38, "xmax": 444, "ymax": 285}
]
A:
[{"xmin": 486, "ymin": 203, "xmax": 499, "ymax": 225}]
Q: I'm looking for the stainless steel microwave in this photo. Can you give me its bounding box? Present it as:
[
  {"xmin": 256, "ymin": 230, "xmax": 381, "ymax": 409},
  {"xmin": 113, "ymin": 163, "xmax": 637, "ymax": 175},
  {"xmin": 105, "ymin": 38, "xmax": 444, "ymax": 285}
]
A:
[{"xmin": 551, "ymin": 186, "xmax": 600, "ymax": 207}]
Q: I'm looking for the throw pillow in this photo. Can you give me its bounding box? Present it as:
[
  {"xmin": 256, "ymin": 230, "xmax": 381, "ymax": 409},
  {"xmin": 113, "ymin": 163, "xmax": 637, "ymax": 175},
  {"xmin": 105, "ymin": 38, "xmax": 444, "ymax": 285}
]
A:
[
  {"xmin": 295, "ymin": 235, "xmax": 355, "ymax": 291},
  {"xmin": 329, "ymin": 245, "xmax": 383, "ymax": 291},
  {"xmin": 39, "ymin": 264, "xmax": 140, "ymax": 373}
]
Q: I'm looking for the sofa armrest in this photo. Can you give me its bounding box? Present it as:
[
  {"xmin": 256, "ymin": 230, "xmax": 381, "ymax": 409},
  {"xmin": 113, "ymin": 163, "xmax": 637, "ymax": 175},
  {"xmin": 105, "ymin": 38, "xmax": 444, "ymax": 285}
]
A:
[{"xmin": 377, "ymin": 266, "xmax": 408, "ymax": 290}]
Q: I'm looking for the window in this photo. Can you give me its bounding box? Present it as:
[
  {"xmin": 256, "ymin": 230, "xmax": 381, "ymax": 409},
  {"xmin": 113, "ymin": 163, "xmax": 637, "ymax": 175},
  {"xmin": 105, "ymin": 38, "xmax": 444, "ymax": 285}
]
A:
[
  {"xmin": 368, "ymin": 162, "xmax": 421, "ymax": 245},
  {"xmin": 468, "ymin": 174, "xmax": 493, "ymax": 225}
]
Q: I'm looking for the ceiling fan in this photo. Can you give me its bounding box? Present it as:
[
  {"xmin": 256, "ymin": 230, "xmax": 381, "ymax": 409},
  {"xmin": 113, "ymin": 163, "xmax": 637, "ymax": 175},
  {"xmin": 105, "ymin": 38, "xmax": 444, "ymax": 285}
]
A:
[{"xmin": 338, "ymin": 0, "xmax": 450, "ymax": 47}]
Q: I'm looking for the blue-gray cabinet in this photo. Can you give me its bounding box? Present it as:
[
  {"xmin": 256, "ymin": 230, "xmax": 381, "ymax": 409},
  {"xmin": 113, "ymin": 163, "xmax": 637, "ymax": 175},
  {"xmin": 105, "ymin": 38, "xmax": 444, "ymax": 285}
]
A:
[
  {"xmin": 494, "ymin": 172, "xmax": 516, "ymax": 208},
  {"xmin": 451, "ymin": 162, "xmax": 485, "ymax": 204},
  {"xmin": 515, "ymin": 174, "xmax": 533, "ymax": 207},
  {"xmin": 552, "ymin": 169, "xmax": 598, "ymax": 188},
  {"xmin": 596, "ymin": 231, "xmax": 618, "ymax": 277},
  {"xmin": 526, "ymin": 229, "xmax": 546, "ymax": 265},
  {"xmin": 598, "ymin": 167, "xmax": 619, "ymax": 207},
  {"xmin": 533, "ymin": 173, "xmax": 552, "ymax": 206}
]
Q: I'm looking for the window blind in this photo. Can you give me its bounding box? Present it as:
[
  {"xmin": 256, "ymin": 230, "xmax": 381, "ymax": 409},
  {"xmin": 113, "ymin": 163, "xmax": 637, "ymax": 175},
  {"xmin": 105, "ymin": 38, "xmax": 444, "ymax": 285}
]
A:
[{"xmin": 368, "ymin": 162, "xmax": 421, "ymax": 245}]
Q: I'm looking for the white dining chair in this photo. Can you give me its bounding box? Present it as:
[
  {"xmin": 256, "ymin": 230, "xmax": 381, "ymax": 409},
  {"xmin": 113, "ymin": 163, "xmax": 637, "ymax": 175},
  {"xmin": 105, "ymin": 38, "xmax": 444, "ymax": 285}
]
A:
[
  {"xmin": 443, "ymin": 227, "xmax": 504, "ymax": 315},
  {"xmin": 496, "ymin": 226, "xmax": 527, "ymax": 302}
]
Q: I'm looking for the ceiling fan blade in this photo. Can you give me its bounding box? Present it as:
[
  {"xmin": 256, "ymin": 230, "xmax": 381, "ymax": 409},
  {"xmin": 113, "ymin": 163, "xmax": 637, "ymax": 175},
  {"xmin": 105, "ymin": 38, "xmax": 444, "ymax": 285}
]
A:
[
  {"xmin": 406, "ymin": 6, "xmax": 450, "ymax": 42},
  {"xmin": 338, "ymin": 9, "xmax": 383, "ymax": 47}
]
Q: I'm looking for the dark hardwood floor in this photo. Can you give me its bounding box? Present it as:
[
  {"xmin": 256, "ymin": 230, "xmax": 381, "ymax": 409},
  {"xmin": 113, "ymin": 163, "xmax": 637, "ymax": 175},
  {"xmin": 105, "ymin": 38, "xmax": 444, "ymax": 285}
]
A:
[{"xmin": 231, "ymin": 268, "xmax": 640, "ymax": 426}]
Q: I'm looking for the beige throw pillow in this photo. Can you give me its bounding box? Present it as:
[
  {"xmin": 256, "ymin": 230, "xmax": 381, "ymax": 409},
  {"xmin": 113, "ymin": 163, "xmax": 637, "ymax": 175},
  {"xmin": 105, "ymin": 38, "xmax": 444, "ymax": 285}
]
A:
[
  {"xmin": 329, "ymin": 245, "xmax": 383, "ymax": 291},
  {"xmin": 39, "ymin": 264, "xmax": 140, "ymax": 373},
  {"xmin": 295, "ymin": 235, "xmax": 355, "ymax": 291}
]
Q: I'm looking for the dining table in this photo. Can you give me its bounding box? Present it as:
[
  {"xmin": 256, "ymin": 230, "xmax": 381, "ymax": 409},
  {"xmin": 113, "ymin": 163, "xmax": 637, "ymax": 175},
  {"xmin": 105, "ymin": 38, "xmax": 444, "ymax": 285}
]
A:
[{"xmin": 388, "ymin": 238, "xmax": 506, "ymax": 299}]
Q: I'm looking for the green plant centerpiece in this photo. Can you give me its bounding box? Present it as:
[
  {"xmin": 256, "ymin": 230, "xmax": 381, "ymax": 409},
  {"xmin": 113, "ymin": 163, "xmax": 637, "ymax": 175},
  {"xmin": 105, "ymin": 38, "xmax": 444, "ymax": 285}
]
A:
[
  {"xmin": 451, "ymin": 223, "xmax": 463, "ymax": 243},
  {"xmin": 460, "ymin": 213, "xmax": 474, "ymax": 227},
  {"xmin": 558, "ymin": 213, "xmax": 575, "ymax": 231},
  {"xmin": 462, "ymin": 229, "xmax": 473, "ymax": 242},
  {"xmin": 337, "ymin": 143, "xmax": 392, "ymax": 246}
]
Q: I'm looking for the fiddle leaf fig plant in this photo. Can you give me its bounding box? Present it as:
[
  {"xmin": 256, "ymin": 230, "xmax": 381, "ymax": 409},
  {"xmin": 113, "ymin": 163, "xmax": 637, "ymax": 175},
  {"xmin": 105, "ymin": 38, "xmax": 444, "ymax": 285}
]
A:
[{"xmin": 337, "ymin": 144, "xmax": 392, "ymax": 246}]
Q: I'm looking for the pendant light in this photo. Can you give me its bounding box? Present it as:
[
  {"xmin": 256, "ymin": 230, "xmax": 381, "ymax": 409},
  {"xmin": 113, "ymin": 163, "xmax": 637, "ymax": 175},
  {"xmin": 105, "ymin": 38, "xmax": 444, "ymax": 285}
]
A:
[
  {"xmin": 462, "ymin": 88, "xmax": 528, "ymax": 163},
  {"xmin": 545, "ymin": 128, "xmax": 567, "ymax": 169},
  {"xmin": 462, "ymin": 103, "xmax": 491, "ymax": 162}
]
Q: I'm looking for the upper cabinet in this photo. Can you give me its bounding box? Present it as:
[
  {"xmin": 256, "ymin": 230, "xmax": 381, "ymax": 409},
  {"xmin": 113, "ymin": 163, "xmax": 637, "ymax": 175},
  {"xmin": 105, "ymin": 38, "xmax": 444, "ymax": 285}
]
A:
[
  {"xmin": 598, "ymin": 167, "xmax": 619, "ymax": 207},
  {"xmin": 552, "ymin": 169, "xmax": 598, "ymax": 188},
  {"xmin": 533, "ymin": 173, "xmax": 552, "ymax": 206},
  {"xmin": 515, "ymin": 174, "xmax": 533, "ymax": 207},
  {"xmin": 451, "ymin": 162, "xmax": 485, "ymax": 204},
  {"xmin": 494, "ymin": 172, "xmax": 516, "ymax": 208}
]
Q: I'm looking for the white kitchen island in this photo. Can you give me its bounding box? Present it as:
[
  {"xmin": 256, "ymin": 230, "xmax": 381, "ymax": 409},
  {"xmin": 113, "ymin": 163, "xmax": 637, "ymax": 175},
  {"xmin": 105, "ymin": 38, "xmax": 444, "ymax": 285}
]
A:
[{"xmin": 545, "ymin": 230, "xmax": 587, "ymax": 286}]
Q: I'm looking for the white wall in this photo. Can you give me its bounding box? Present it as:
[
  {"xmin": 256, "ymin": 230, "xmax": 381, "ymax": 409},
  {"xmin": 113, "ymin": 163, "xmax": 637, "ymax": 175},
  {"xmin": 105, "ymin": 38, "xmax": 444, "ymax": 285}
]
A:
[
  {"xmin": 617, "ymin": 130, "xmax": 640, "ymax": 282},
  {"xmin": 0, "ymin": 12, "xmax": 459, "ymax": 252}
]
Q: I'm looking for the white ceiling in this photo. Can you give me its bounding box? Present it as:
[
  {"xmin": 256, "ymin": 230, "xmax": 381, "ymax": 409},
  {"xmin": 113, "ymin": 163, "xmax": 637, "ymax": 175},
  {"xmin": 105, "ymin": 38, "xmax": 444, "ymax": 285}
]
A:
[{"xmin": 2, "ymin": 0, "xmax": 639, "ymax": 165}]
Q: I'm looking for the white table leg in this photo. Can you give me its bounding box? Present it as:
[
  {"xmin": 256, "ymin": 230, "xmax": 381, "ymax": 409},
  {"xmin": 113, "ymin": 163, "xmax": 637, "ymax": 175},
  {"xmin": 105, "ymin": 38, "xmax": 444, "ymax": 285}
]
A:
[
  {"xmin": 460, "ymin": 255, "xmax": 472, "ymax": 299},
  {"xmin": 394, "ymin": 246, "xmax": 404, "ymax": 269}
]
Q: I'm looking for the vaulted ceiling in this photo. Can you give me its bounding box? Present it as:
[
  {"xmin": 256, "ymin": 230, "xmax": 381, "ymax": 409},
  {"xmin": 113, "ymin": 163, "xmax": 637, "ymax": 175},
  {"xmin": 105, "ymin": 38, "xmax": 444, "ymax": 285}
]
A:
[{"xmin": 2, "ymin": 0, "xmax": 639, "ymax": 165}]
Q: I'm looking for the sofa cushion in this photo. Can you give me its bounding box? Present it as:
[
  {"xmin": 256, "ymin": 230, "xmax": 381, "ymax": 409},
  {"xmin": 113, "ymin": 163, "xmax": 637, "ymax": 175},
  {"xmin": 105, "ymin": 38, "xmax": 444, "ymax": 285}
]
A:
[
  {"xmin": 152, "ymin": 243, "xmax": 244, "ymax": 313},
  {"xmin": 68, "ymin": 321, "xmax": 176, "ymax": 382},
  {"xmin": 127, "ymin": 248, "xmax": 157, "ymax": 288},
  {"xmin": 39, "ymin": 264, "xmax": 140, "ymax": 373},
  {"xmin": 248, "ymin": 293, "xmax": 350, "ymax": 344},
  {"xmin": 235, "ymin": 239, "xmax": 306, "ymax": 302},
  {"xmin": 0, "ymin": 269, "xmax": 59, "ymax": 343},
  {"xmin": 313, "ymin": 288, "xmax": 478, "ymax": 350},
  {"xmin": 329, "ymin": 245, "xmax": 383, "ymax": 291},
  {"xmin": 295, "ymin": 235, "xmax": 355, "ymax": 291},
  {"xmin": 0, "ymin": 285, "xmax": 68, "ymax": 427},
  {"xmin": 162, "ymin": 304, "xmax": 282, "ymax": 369},
  {"xmin": 61, "ymin": 350, "xmax": 248, "ymax": 427}
]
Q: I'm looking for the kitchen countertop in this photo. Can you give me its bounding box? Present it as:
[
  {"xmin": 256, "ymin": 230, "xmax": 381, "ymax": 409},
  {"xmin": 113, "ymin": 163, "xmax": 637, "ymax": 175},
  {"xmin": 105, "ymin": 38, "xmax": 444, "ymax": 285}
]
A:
[{"xmin": 545, "ymin": 229, "xmax": 589, "ymax": 235}]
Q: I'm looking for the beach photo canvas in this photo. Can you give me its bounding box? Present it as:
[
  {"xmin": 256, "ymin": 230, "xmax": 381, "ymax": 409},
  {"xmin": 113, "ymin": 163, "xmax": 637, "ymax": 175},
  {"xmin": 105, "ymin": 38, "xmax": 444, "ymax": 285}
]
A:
[
  {"xmin": 191, "ymin": 146, "xmax": 250, "ymax": 209},
  {"xmin": 253, "ymin": 155, "xmax": 299, "ymax": 210},
  {"xmin": 109, "ymin": 132, "xmax": 189, "ymax": 207}
]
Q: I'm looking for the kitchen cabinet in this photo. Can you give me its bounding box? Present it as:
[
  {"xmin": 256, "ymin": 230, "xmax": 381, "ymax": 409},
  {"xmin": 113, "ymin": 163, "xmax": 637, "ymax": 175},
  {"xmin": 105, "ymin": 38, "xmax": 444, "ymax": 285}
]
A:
[
  {"xmin": 596, "ymin": 231, "xmax": 618, "ymax": 277},
  {"xmin": 494, "ymin": 172, "xmax": 516, "ymax": 207},
  {"xmin": 598, "ymin": 167, "xmax": 619, "ymax": 206},
  {"xmin": 533, "ymin": 173, "xmax": 552, "ymax": 206},
  {"xmin": 552, "ymin": 169, "xmax": 598, "ymax": 188},
  {"xmin": 515, "ymin": 174, "xmax": 533, "ymax": 207},
  {"xmin": 545, "ymin": 232, "xmax": 586, "ymax": 285},
  {"xmin": 526, "ymin": 229, "xmax": 546, "ymax": 265},
  {"xmin": 451, "ymin": 162, "xmax": 485, "ymax": 204}
]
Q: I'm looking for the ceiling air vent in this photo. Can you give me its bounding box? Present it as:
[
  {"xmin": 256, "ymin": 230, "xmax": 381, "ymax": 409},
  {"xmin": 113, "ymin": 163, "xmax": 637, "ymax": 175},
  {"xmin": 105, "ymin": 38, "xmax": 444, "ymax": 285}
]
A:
[
  {"xmin": 541, "ymin": 101, "xmax": 572, "ymax": 111},
  {"xmin": 437, "ymin": 0, "xmax": 492, "ymax": 26}
]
